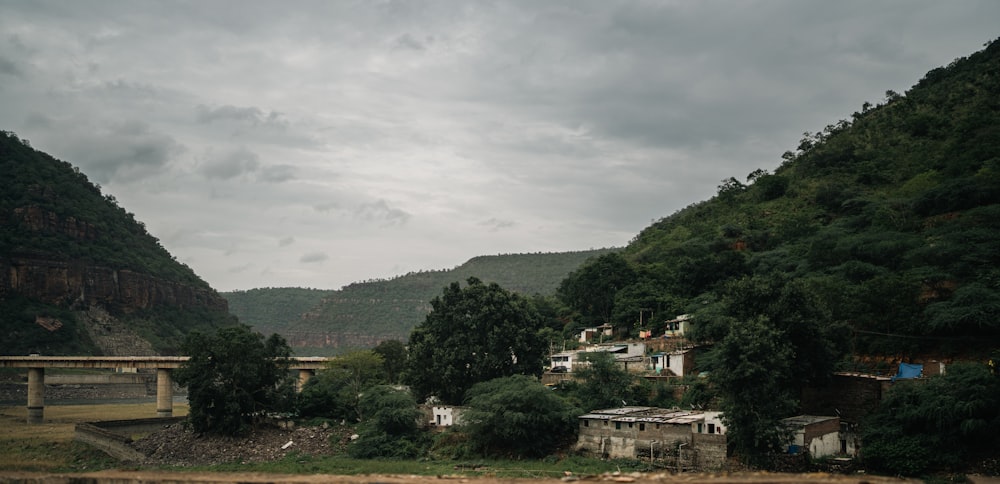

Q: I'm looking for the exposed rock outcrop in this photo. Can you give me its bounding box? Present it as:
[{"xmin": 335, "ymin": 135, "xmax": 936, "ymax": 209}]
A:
[{"xmin": 0, "ymin": 256, "xmax": 228, "ymax": 314}]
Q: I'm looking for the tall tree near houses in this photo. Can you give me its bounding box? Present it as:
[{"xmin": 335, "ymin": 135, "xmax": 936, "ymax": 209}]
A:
[
  {"xmin": 403, "ymin": 277, "xmax": 546, "ymax": 404},
  {"xmin": 711, "ymin": 316, "xmax": 797, "ymax": 468},
  {"xmin": 557, "ymin": 252, "xmax": 636, "ymax": 332}
]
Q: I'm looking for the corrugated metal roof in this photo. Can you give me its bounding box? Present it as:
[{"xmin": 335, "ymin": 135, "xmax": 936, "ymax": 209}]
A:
[{"xmin": 578, "ymin": 407, "xmax": 708, "ymax": 425}]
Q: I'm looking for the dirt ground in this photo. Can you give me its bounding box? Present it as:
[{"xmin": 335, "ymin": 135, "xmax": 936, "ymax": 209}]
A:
[{"xmin": 0, "ymin": 469, "xmax": 928, "ymax": 484}]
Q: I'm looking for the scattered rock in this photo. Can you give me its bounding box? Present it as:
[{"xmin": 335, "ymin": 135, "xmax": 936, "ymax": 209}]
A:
[{"xmin": 130, "ymin": 422, "xmax": 353, "ymax": 466}]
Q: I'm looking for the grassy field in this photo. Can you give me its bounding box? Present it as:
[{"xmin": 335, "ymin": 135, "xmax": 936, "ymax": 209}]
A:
[
  {"xmin": 201, "ymin": 454, "xmax": 652, "ymax": 478},
  {"xmin": 0, "ymin": 402, "xmax": 189, "ymax": 472}
]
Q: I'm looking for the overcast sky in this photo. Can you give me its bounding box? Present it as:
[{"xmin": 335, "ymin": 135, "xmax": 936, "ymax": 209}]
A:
[{"xmin": 1, "ymin": 1, "xmax": 996, "ymax": 291}]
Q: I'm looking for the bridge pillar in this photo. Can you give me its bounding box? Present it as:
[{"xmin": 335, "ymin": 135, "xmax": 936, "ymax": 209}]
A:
[
  {"xmin": 156, "ymin": 368, "xmax": 173, "ymax": 417},
  {"xmin": 27, "ymin": 367, "xmax": 44, "ymax": 424},
  {"xmin": 297, "ymin": 369, "xmax": 315, "ymax": 392}
]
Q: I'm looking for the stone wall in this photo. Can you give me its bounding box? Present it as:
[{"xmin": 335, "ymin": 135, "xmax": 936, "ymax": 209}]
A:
[
  {"xmin": 74, "ymin": 417, "xmax": 185, "ymax": 462},
  {"xmin": 692, "ymin": 433, "xmax": 727, "ymax": 470}
]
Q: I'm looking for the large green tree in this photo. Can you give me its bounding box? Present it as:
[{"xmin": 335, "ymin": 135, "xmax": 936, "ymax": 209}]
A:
[
  {"xmin": 174, "ymin": 325, "xmax": 295, "ymax": 436},
  {"xmin": 711, "ymin": 317, "xmax": 797, "ymax": 468},
  {"xmin": 462, "ymin": 375, "xmax": 580, "ymax": 458},
  {"xmin": 404, "ymin": 277, "xmax": 546, "ymax": 404}
]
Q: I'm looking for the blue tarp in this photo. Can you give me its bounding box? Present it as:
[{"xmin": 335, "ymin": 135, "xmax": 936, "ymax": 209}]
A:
[{"xmin": 893, "ymin": 362, "xmax": 923, "ymax": 381}]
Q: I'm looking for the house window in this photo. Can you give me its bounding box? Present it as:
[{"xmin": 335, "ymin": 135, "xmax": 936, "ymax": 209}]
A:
[
  {"xmin": 584, "ymin": 420, "xmax": 589, "ymax": 427},
  {"xmin": 656, "ymin": 424, "xmax": 660, "ymax": 430},
  {"xmin": 628, "ymin": 422, "xmax": 633, "ymax": 429},
  {"xmin": 697, "ymin": 423, "xmax": 703, "ymax": 433},
  {"xmin": 639, "ymin": 423, "xmax": 645, "ymax": 431},
  {"xmin": 603, "ymin": 420, "xmax": 608, "ymax": 427},
  {"xmin": 708, "ymin": 424, "xmax": 715, "ymax": 434},
  {"xmin": 615, "ymin": 422, "xmax": 621, "ymax": 430}
]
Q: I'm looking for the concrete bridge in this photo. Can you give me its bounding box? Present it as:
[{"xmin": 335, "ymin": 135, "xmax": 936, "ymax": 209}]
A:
[{"xmin": 0, "ymin": 355, "xmax": 329, "ymax": 423}]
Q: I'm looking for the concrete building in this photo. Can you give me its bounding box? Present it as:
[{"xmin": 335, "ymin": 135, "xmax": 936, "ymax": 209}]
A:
[
  {"xmin": 578, "ymin": 324, "xmax": 614, "ymax": 343},
  {"xmin": 650, "ymin": 348, "xmax": 695, "ymax": 377},
  {"xmin": 550, "ymin": 343, "xmax": 646, "ymax": 373},
  {"xmin": 576, "ymin": 407, "xmax": 727, "ymax": 470},
  {"xmin": 430, "ymin": 405, "xmax": 464, "ymax": 427},
  {"xmin": 782, "ymin": 415, "xmax": 841, "ymax": 458},
  {"xmin": 662, "ymin": 314, "xmax": 691, "ymax": 338}
]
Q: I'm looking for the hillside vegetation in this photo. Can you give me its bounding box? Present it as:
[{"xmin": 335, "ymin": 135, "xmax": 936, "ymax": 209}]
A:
[
  {"xmin": 225, "ymin": 249, "xmax": 616, "ymax": 351},
  {"xmin": 573, "ymin": 39, "xmax": 1000, "ymax": 361},
  {"xmin": 0, "ymin": 131, "xmax": 233, "ymax": 355}
]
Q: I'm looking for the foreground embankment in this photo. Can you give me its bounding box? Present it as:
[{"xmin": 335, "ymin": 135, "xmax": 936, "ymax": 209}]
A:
[{"xmin": 0, "ymin": 470, "xmax": 928, "ymax": 484}]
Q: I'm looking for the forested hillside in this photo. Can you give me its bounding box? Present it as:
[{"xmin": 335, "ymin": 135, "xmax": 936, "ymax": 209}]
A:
[
  {"xmin": 564, "ymin": 39, "xmax": 1000, "ymax": 362},
  {"xmin": 225, "ymin": 249, "xmax": 616, "ymax": 353},
  {"xmin": 223, "ymin": 287, "xmax": 332, "ymax": 336},
  {"xmin": 0, "ymin": 131, "xmax": 233, "ymax": 355}
]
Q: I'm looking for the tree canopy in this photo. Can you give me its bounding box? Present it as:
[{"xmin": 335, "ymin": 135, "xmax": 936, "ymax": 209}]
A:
[
  {"xmin": 404, "ymin": 277, "xmax": 547, "ymax": 404},
  {"xmin": 861, "ymin": 362, "xmax": 1000, "ymax": 476},
  {"xmin": 174, "ymin": 325, "xmax": 295, "ymax": 436},
  {"xmin": 461, "ymin": 375, "xmax": 579, "ymax": 458}
]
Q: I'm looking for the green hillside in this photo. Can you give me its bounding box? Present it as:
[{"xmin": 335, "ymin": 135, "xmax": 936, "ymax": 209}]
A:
[
  {"xmin": 225, "ymin": 249, "xmax": 617, "ymax": 351},
  {"xmin": 0, "ymin": 131, "xmax": 233, "ymax": 355},
  {"xmin": 223, "ymin": 287, "xmax": 333, "ymax": 335},
  {"xmin": 573, "ymin": 39, "xmax": 1000, "ymax": 361}
]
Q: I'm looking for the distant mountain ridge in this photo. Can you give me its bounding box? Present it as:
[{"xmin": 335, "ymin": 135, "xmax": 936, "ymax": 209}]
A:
[
  {"xmin": 0, "ymin": 131, "xmax": 233, "ymax": 355},
  {"xmin": 224, "ymin": 249, "xmax": 618, "ymax": 354}
]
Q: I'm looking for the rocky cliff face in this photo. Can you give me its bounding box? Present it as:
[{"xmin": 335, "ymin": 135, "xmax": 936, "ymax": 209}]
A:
[
  {"xmin": 2, "ymin": 203, "xmax": 227, "ymax": 315},
  {"xmin": 0, "ymin": 256, "xmax": 228, "ymax": 314}
]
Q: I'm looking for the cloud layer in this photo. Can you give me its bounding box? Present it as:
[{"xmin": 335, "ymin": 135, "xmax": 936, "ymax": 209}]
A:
[{"xmin": 1, "ymin": 0, "xmax": 997, "ymax": 290}]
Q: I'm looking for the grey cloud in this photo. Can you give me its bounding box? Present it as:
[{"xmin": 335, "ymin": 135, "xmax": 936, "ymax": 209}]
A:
[
  {"xmin": 314, "ymin": 202, "xmax": 339, "ymax": 213},
  {"xmin": 480, "ymin": 218, "xmax": 515, "ymax": 232},
  {"xmin": 355, "ymin": 200, "xmax": 411, "ymax": 227},
  {"xmin": 393, "ymin": 33, "xmax": 432, "ymax": 51},
  {"xmin": 201, "ymin": 148, "xmax": 260, "ymax": 180},
  {"xmin": 195, "ymin": 104, "xmax": 287, "ymax": 128},
  {"xmin": 0, "ymin": 56, "xmax": 21, "ymax": 77},
  {"xmin": 278, "ymin": 236, "xmax": 294, "ymax": 247},
  {"xmin": 259, "ymin": 164, "xmax": 296, "ymax": 183},
  {"xmin": 23, "ymin": 112, "xmax": 53, "ymax": 129},
  {"xmin": 300, "ymin": 252, "xmax": 328, "ymax": 264},
  {"xmin": 63, "ymin": 121, "xmax": 184, "ymax": 184},
  {"xmin": 228, "ymin": 263, "xmax": 253, "ymax": 274}
]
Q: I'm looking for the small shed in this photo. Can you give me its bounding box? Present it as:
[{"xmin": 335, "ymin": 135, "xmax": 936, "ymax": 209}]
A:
[
  {"xmin": 782, "ymin": 415, "xmax": 840, "ymax": 458},
  {"xmin": 663, "ymin": 314, "xmax": 691, "ymax": 338},
  {"xmin": 431, "ymin": 405, "xmax": 464, "ymax": 427}
]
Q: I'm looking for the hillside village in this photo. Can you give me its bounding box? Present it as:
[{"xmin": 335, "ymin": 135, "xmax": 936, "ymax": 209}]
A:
[{"xmin": 426, "ymin": 316, "xmax": 941, "ymax": 471}]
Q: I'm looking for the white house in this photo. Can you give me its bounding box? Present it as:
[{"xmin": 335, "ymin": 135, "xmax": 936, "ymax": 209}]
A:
[
  {"xmin": 782, "ymin": 415, "xmax": 840, "ymax": 458},
  {"xmin": 431, "ymin": 406, "xmax": 464, "ymax": 427},
  {"xmin": 693, "ymin": 411, "xmax": 727, "ymax": 435},
  {"xmin": 550, "ymin": 352, "xmax": 576, "ymax": 371},
  {"xmin": 663, "ymin": 314, "xmax": 691, "ymax": 338},
  {"xmin": 578, "ymin": 323, "xmax": 614, "ymax": 343},
  {"xmin": 650, "ymin": 348, "xmax": 694, "ymax": 377}
]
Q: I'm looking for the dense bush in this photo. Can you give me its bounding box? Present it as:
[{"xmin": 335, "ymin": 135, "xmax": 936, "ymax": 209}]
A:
[{"xmin": 462, "ymin": 375, "xmax": 579, "ymax": 458}]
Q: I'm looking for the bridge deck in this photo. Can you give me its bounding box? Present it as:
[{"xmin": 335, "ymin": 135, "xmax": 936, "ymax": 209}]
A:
[{"xmin": 0, "ymin": 356, "xmax": 329, "ymax": 370}]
